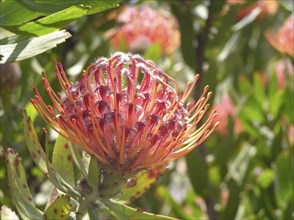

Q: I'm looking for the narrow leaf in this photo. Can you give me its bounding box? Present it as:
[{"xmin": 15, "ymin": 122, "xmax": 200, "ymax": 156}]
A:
[
  {"xmin": 88, "ymin": 156, "xmax": 100, "ymax": 191},
  {"xmin": 4, "ymin": 149, "xmax": 43, "ymax": 220},
  {"xmin": 106, "ymin": 200, "xmax": 178, "ymax": 220},
  {"xmin": 22, "ymin": 109, "xmax": 48, "ymax": 175},
  {"xmin": 232, "ymin": 7, "xmax": 261, "ymax": 31}
]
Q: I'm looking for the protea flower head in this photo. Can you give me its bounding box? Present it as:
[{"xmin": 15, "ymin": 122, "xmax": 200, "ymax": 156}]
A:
[
  {"xmin": 111, "ymin": 5, "xmax": 180, "ymax": 54},
  {"xmin": 265, "ymin": 15, "xmax": 294, "ymax": 57},
  {"xmin": 31, "ymin": 52, "xmax": 217, "ymax": 190}
]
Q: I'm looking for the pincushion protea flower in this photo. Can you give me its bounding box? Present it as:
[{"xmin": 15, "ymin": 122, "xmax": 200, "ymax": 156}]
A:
[
  {"xmin": 265, "ymin": 15, "xmax": 294, "ymax": 58},
  {"xmin": 111, "ymin": 5, "xmax": 180, "ymax": 54},
  {"xmin": 31, "ymin": 52, "xmax": 217, "ymax": 184}
]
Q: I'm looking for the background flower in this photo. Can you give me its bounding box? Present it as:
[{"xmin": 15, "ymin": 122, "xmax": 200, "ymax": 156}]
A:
[
  {"xmin": 265, "ymin": 15, "xmax": 294, "ymax": 57},
  {"xmin": 110, "ymin": 5, "xmax": 180, "ymax": 54}
]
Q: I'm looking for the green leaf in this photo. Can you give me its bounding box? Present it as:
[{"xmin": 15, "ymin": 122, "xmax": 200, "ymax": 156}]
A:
[
  {"xmin": 227, "ymin": 143, "xmax": 255, "ymax": 185},
  {"xmin": 88, "ymin": 156, "xmax": 100, "ymax": 191},
  {"xmin": 258, "ymin": 169, "xmax": 274, "ymax": 189},
  {"xmin": 118, "ymin": 166, "xmax": 166, "ymax": 203},
  {"xmin": 171, "ymin": 6, "xmax": 196, "ymax": 70},
  {"xmin": 68, "ymin": 143, "xmax": 87, "ymax": 177},
  {"xmin": 0, "ymin": 30, "xmax": 71, "ymax": 63},
  {"xmin": 186, "ymin": 149, "xmax": 208, "ymax": 197},
  {"xmin": 6, "ymin": 6, "xmax": 89, "ymax": 36},
  {"xmin": 0, "ymin": 0, "xmax": 120, "ymax": 28},
  {"xmin": 0, "ymin": 1, "xmax": 44, "ymax": 26},
  {"xmin": 19, "ymin": 0, "xmax": 120, "ymax": 15},
  {"xmin": 144, "ymin": 43, "xmax": 161, "ymax": 62},
  {"xmin": 221, "ymin": 180, "xmax": 241, "ymax": 220},
  {"xmin": 4, "ymin": 148, "xmax": 43, "ymax": 220},
  {"xmin": 274, "ymin": 151, "xmax": 292, "ymax": 207},
  {"xmin": 22, "ymin": 109, "xmax": 48, "ymax": 175},
  {"xmin": 44, "ymin": 133, "xmax": 81, "ymax": 198},
  {"xmin": 253, "ymin": 73, "xmax": 266, "ymax": 106},
  {"xmin": 43, "ymin": 195, "xmax": 71, "ymax": 220},
  {"xmin": 52, "ymin": 136, "xmax": 75, "ymax": 187},
  {"xmin": 157, "ymin": 186, "xmax": 190, "ymax": 219},
  {"xmin": 106, "ymin": 200, "xmax": 178, "ymax": 220}
]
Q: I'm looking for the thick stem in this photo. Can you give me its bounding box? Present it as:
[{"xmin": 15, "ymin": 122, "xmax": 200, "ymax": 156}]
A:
[{"xmin": 98, "ymin": 168, "xmax": 125, "ymax": 198}]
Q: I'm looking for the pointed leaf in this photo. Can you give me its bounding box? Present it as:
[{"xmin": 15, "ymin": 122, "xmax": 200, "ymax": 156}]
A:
[
  {"xmin": 43, "ymin": 195, "xmax": 71, "ymax": 220},
  {"xmin": 69, "ymin": 142, "xmax": 87, "ymax": 177},
  {"xmin": 217, "ymin": 32, "xmax": 240, "ymax": 62},
  {"xmin": 44, "ymin": 133, "xmax": 81, "ymax": 198},
  {"xmin": 118, "ymin": 166, "xmax": 166, "ymax": 203},
  {"xmin": 22, "ymin": 109, "xmax": 48, "ymax": 175},
  {"xmin": 106, "ymin": 200, "xmax": 178, "ymax": 220},
  {"xmin": 186, "ymin": 149, "xmax": 208, "ymax": 197},
  {"xmin": 52, "ymin": 135, "xmax": 75, "ymax": 186},
  {"xmin": 6, "ymin": 6, "xmax": 89, "ymax": 36},
  {"xmin": 4, "ymin": 148, "xmax": 43, "ymax": 220},
  {"xmin": 231, "ymin": 7, "xmax": 261, "ymax": 31},
  {"xmin": 0, "ymin": 30, "xmax": 71, "ymax": 63},
  {"xmin": 88, "ymin": 156, "xmax": 100, "ymax": 191},
  {"xmin": 274, "ymin": 151, "xmax": 292, "ymax": 207}
]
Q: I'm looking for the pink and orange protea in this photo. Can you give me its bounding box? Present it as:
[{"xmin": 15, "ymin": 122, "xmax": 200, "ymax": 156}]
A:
[
  {"xmin": 265, "ymin": 15, "xmax": 294, "ymax": 58},
  {"xmin": 31, "ymin": 52, "xmax": 217, "ymax": 177},
  {"xmin": 111, "ymin": 5, "xmax": 180, "ymax": 54}
]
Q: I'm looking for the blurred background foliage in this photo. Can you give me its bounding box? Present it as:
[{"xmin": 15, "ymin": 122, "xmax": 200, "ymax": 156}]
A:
[{"xmin": 0, "ymin": 0, "xmax": 293, "ymax": 219}]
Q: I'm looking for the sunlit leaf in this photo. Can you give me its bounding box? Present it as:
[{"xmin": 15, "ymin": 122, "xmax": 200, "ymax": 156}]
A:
[
  {"xmin": 258, "ymin": 169, "xmax": 273, "ymax": 189},
  {"xmin": 43, "ymin": 195, "xmax": 71, "ymax": 220},
  {"xmin": 6, "ymin": 6, "xmax": 89, "ymax": 36},
  {"xmin": 232, "ymin": 7, "xmax": 261, "ymax": 31},
  {"xmin": 118, "ymin": 166, "xmax": 166, "ymax": 203},
  {"xmin": 52, "ymin": 136, "xmax": 75, "ymax": 186},
  {"xmin": 217, "ymin": 32, "xmax": 240, "ymax": 62},
  {"xmin": 44, "ymin": 132, "xmax": 81, "ymax": 198},
  {"xmin": 0, "ymin": 30, "xmax": 71, "ymax": 63},
  {"xmin": 19, "ymin": 0, "xmax": 120, "ymax": 15},
  {"xmin": 106, "ymin": 200, "xmax": 178, "ymax": 220},
  {"xmin": 0, "ymin": 1, "xmax": 44, "ymax": 26}
]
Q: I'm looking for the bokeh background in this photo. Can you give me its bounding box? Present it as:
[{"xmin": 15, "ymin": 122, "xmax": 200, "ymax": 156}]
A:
[{"xmin": 0, "ymin": 0, "xmax": 293, "ymax": 219}]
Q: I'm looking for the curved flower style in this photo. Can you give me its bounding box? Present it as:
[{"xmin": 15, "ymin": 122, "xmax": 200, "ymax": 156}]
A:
[
  {"xmin": 111, "ymin": 5, "xmax": 180, "ymax": 54},
  {"xmin": 265, "ymin": 15, "xmax": 294, "ymax": 57},
  {"xmin": 31, "ymin": 53, "xmax": 217, "ymax": 178}
]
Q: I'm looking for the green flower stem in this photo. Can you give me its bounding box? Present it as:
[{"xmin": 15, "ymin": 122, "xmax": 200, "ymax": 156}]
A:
[{"xmin": 98, "ymin": 168, "xmax": 125, "ymax": 198}]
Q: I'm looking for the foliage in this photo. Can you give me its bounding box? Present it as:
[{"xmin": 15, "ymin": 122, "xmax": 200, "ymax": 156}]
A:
[{"xmin": 0, "ymin": 0, "xmax": 293, "ymax": 219}]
